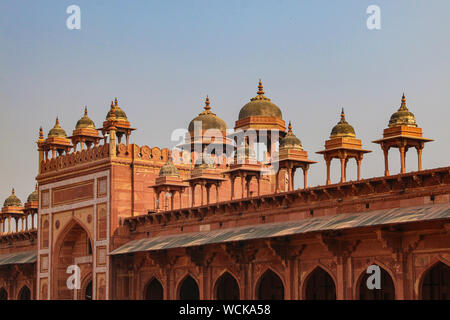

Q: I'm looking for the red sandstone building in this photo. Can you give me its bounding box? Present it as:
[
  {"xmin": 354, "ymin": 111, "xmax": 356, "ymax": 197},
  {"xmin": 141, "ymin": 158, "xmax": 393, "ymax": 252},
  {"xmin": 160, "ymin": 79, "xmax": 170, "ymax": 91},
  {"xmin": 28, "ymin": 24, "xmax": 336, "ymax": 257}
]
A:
[{"xmin": 0, "ymin": 83, "xmax": 449, "ymax": 300}]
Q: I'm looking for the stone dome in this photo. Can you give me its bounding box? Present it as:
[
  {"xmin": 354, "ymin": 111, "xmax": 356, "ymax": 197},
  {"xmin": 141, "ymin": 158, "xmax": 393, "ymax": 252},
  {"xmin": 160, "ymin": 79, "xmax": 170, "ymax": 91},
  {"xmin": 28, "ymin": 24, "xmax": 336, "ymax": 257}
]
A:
[
  {"xmin": 188, "ymin": 96, "xmax": 227, "ymax": 134},
  {"xmin": 330, "ymin": 109, "xmax": 356, "ymax": 138},
  {"xmin": 280, "ymin": 122, "xmax": 303, "ymax": 150},
  {"xmin": 159, "ymin": 160, "xmax": 180, "ymax": 177},
  {"xmin": 48, "ymin": 118, "xmax": 67, "ymax": 138},
  {"xmin": 3, "ymin": 188, "xmax": 22, "ymax": 207},
  {"xmin": 106, "ymin": 98, "xmax": 127, "ymax": 120},
  {"xmin": 238, "ymin": 80, "xmax": 283, "ymax": 120},
  {"xmin": 388, "ymin": 94, "xmax": 417, "ymax": 128},
  {"xmin": 75, "ymin": 107, "xmax": 96, "ymax": 129},
  {"xmin": 26, "ymin": 185, "xmax": 38, "ymax": 203}
]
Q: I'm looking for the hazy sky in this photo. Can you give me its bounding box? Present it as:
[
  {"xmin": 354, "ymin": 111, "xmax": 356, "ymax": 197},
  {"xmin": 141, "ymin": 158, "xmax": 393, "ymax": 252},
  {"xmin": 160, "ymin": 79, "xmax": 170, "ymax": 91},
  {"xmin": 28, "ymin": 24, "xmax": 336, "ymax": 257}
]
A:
[{"xmin": 1, "ymin": 0, "xmax": 450, "ymax": 202}]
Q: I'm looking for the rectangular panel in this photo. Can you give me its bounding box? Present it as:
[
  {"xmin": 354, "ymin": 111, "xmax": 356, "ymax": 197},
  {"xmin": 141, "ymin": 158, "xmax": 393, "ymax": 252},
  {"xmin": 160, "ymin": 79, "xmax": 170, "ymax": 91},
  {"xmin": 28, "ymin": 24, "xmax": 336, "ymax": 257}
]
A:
[
  {"xmin": 52, "ymin": 180, "xmax": 94, "ymax": 206},
  {"xmin": 96, "ymin": 203, "xmax": 107, "ymax": 241},
  {"xmin": 97, "ymin": 177, "xmax": 107, "ymax": 198}
]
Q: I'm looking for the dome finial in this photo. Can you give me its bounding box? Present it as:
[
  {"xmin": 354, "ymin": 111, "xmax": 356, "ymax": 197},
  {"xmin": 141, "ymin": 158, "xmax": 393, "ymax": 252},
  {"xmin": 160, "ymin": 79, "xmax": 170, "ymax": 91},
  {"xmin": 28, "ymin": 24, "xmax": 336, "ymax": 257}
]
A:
[
  {"xmin": 11, "ymin": 188, "xmax": 15, "ymax": 195},
  {"xmin": 257, "ymin": 79, "xmax": 264, "ymax": 95},
  {"xmin": 55, "ymin": 117, "xmax": 59, "ymax": 125},
  {"xmin": 400, "ymin": 93, "xmax": 407, "ymax": 110},
  {"xmin": 341, "ymin": 108, "xmax": 346, "ymax": 121},
  {"xmin": 39, "ymin": 126, "xmax": 44, "ymax": 140},
  {"xmin": 84, "ymin": 106, "xmax": 88, "ymax": 116},
  {"xmin": 114, "ymin": 97, "xmax": 118, "ymax": 107},
  {"xmin": 288, "ymin": 121, "xmax": 292, "ymax": 133},
  {"xmin": 204, "ymin": 95, "xmax": 211, "ymax": 111}
]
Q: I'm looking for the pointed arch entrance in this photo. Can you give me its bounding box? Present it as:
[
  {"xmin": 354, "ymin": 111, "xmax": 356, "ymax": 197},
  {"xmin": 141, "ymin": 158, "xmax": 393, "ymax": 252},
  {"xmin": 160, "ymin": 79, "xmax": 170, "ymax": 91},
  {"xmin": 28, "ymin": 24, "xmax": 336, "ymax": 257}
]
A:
[
  {"xmin": 179, "ymin": 275, "xmax": 199, "ymax": 300},
  {"xmin": 215, "ymin": 272, "xmax": 240, "ymax": 300},
  {"xmin": 421, "ymin": 262, "xmax": 450, "ymax": 300},
  {"xmin": 304, "ymin": 267, "xmax": 336, "ymax": 300},
  {"xmin": 17, "ymin": 286, "xmax": 31, "ymax": 300},
  {"xmin": 0, "ymin": 287, "xmax": 7, "ymax": 300},
  {"xmin": 145, "ymin": 278, "xmax": 164, "ymax": 300},
  {"xmin": 256, "ymin": 269, "xmax": 284, "ymax": 300},
  {"xmin": 359, "ymin": 267, "xmax": 395, "ymax": 300},
  {"xmin": 53, "ymin": 220, "xmax": 93, "ymax": 299}
]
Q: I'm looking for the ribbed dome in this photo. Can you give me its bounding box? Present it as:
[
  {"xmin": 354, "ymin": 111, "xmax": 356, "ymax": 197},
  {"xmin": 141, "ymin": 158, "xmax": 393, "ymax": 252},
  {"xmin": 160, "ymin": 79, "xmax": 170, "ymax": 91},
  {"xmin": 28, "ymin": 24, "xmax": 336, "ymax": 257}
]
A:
[
  {"xmin": 238, "ymin": 81, "xmax": 282, "ymax": 120},
  {"xmin": 27, "ymin": 185, "xmax": 38, "ymax": 203},
  {"xmin": 76, "ymin": 107, "xmax": 96, "ymax": 129},
  {"xmin": 106, "ymin": 98, "xmax": 128, "ymax": 120},
  {"xmin": 188, "ymin": 96, "xmax": 227, "ymax": 134},
  {"xmin": 330, "ymin": 109, "xmax": 356, "ymax": 138},
  {"xmin": 48, "ymin": 118, "xmax": 67, "ymax": 138},
  {"xmin": 159, "ymin": 159, "xmax": 180, "ymax": 177},
  {"xmin": 3, "ymin": 188, "xmax": 22, "ymax": 207},
  {"xmin": 388, "ymin": 94, "xmax": 417, "ymax": 128},
  {"xmin": 280, "ymin": 122, "xmax": 303, "ymax": 150}
]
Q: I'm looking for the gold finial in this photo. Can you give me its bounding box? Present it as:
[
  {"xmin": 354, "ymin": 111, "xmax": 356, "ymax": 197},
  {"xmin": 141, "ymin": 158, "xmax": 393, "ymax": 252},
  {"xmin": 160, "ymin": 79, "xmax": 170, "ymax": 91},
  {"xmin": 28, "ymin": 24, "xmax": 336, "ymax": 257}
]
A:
[
  {"xmin": 84, "ymin": 106, "xmax": 88, "ymax": 116},
  {"xmin": 55, "ymin": 117, "xmax": 60, "ymax": 126},
  {"xmin": 35, "ymin": 183, "xmax": 38, "ymax": 190},
  {"xmin": 39, "ymin": 127, "xmax": 44, "ymax": 139},
  {"xmin": 11, "ymin": 188, "xmax": 15, "ymax": 195},
  {"xmin": 340, "ymin": 108, "xmax": 346, "ymax": 121},
  {"xmin": 204, "ymin": 95, "xmax": 211, "ymax": 111},
  {"xmin": 110, "ymin": 101, "xmax": 114, "ymax": 109},
  {"xmin": 288, "ymin": 121, "xmax": 292, "ymax": 133},
  {"xmin": 257, "ymin": 79, "xmax": 264, "ymax": 95},
  {"xmin": 114, "ymin": 97, "xmax": 118, "ymax": 107},
  {"xmin": 400, "ymin": 93, "xmax": 407, "ymax": 110}
]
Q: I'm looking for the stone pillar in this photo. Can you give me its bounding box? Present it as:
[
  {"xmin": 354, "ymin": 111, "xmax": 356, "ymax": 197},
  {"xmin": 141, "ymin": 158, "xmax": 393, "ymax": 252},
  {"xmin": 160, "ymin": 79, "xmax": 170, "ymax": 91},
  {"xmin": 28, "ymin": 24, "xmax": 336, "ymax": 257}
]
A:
[
  {"xmin": 399, "ymin": 146, "xmax": 406, "ymax": 174},
  {"xmin": 326, "ymin": 159, "xmax": 331, "ymax": 185},
  {"xmin": 357, "ymin": 159, "xmax": 361, "ymax": 180},
  {"xmin": 303, "ymin": 166, "xmax": 308, "ymax": 189},
  {"xmin": 383, "ymin": 147, "xmax": 390, "ymax": 176},
  {"xmin": 340, "ymin": 157, "xmax": 346, "ymax": 183},
  {"xmin": 416, "ymin": 146, "xmax": 423, "ymax": 171}
]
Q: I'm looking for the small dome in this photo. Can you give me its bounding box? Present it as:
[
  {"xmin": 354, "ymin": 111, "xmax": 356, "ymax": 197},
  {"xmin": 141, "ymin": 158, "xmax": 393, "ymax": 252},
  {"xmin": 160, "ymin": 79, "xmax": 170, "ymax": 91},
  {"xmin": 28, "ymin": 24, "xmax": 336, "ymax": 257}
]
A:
[
  {"xmin": 48, "ymin": 117, "xmax": 67, "ymax": 138},
  {"xmin": 188, "ymin": 96, "xmax": 228, "ymax": 134},
  {"xmin": 388, "ymin": 94, "xmax": 417, "ymax": 128},
  {"xmin": 106, "ymin": 98, "xmax": 128, "ymax": 120},
  {"xmin": 26, "ymin": 185, "xmax": 38, "ymax": 203},
  {"xmin": 280, "ymin": 122, "xmax": 303, "ymax": 150},
  {"xmin": 330, "ymin": 109, "xmax": 356, "ymax": 138},
  {"xmin": 159, "ymin": 159, "xmax": 180, "ymax": 177},
  {"xmin": 75, "ymin": 107, "xmax": 96, "ymax": 129},
  {"xmin": 238, "ymin": 80, "xmax": 283, "ymax": 120},
  {"xmin": 3, "ymin": 188, "xmax": 22, "ymax": 207}
]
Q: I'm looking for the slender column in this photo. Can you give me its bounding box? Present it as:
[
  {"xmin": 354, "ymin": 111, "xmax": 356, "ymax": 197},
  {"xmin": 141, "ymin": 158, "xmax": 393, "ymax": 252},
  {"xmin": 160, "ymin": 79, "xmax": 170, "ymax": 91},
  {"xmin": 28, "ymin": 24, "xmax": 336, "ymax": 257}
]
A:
[
  {"xmin": 326, "ymin": 159, "xmax": 331, "ymax": 185},
  {"xmin": 383, "ymin": 147, "xmax": 390, "ymax": 176},
  {"xmin": 417, "ymin": 147, "xmax": 423, "ymax": 171},
  {"xmin": 241, "ymin": 173, "xmax": 245, "ymax": 198},
  {"xmin": 0, "ymin": 219, "xmax": 3, "ymax": 234},
  {"xmin": 246, "ymin": 177, "xmax": 251, "ymax": 198},
  {"xmin": 399, "ymin": 146, "xmax": 406, "ymax": 174},
  {"xmin": 231, "ymin": 178, "xmax": 235, "ymax": 200},
  {"xmin": 303, "ymin": 167, "xmax": 308, "ymax": 189},
  {"xmin": 191, "ymin": 185, "xmax": 196, "ymax": 207},
  {"xmin": 179, "ymin": 191, "xmax": 182, "ymax": 209},
  {"xmin": 216, "ymin": 183, "xmax": 219, "ymax": 203},
  {"xmin": 340, "ymin": 157, "xmax": 346, "ymax": 183},
  {"xmin": 275, "ymin": 171, "xmax": 280, "ymax": 193},
  {"xmin": 126, "ymin": 133, "xmax": 130, "ymax": 146},
  {"xmin": 170, "ymin": 192, "xmax": 174, "ymax": 210},
  {"xmin": 357, "ymin": 158, "xmax": 361, "ymax": 180},
  {"xmin": 206, "ymin": 184, "xmax": 210, "ymax": 205},
  {"xmin": 201, "ymin": 183, "xmax": 204, "ymax": 206},
  {"xmin": 257, "ymin": 177, "xmax": 261, "ymax": 196}
]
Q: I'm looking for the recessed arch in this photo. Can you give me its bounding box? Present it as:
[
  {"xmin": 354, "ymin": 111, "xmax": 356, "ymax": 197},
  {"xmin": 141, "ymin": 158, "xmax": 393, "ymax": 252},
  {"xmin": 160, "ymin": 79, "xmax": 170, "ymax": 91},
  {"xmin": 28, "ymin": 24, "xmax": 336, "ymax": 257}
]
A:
[
  {"xmin": 178, "ymin": 274, "xmax": 199, "ymax": 300},
  {"xmin": 144, "ymin": 277, "xmax": 164, "ymax": 300},
  {"xmin": 52, "ymin": 218, "xmax": 93, "ymax": 299},
  {"xmin": 214, "ymin": 271, "xmax": 240, "ymax": 300},
  {"xmin": 0, "ymin": 287, "xmax": 8, "ymax": 300},
  {"xmin": 420, "ymin": 261, "xmax": 450, "ymax": 300},
  {"xmin": 17, "ymin": 285, "xmax": 31, "ymax": 300},
  {"xmin": 256, "ymin": 268, "xmax": 284, "ymax": 300},
  {"xmin": 304, "ymin": 266, "xmax": 336, "ymax": 300},
  {"xmin": 357, "ymin": 265, "xmax": 395, "ymax": 300}
]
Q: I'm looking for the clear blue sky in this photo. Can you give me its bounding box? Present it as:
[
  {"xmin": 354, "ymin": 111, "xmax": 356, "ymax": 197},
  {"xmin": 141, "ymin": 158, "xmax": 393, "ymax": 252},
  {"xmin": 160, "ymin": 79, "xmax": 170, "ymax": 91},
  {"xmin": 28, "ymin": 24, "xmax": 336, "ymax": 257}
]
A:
[{"xmin": 1, "ymin": 0, "xmax": 450, "ymax": 202}]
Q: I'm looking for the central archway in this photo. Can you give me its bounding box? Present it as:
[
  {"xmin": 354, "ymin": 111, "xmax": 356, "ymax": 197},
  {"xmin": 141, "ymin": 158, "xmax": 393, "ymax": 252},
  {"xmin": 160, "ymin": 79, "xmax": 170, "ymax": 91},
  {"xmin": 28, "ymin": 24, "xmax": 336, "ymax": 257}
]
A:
[
  {"xmin": 145, "ymin": 278, "xmax": 164, "ymax": 300},
  {"xmin": 421, "ymin": 262, "xmax": 450, "ymax": 300},
  {"xmin": 256, "ymin": 269, "xmax": 284, "ymax": 300},
  {"xmin": 215, "ymin": 272, "xmax": 240, "ymax": 300},
  {"xmin": 53, "ymin": 220, "xmax": 93, "ymax": 299},
  {"xmin": 305, "ymin": 267, "xmax": 336, "ymax": 300},
  {"xmin": 179, "ymin": 275, "xmax": 199, "ymax": 300},
  {"xmin": 359, "ymin": 267, "xmax": 395, "ymax": 300},
  {"xmin": 0, "ymin": 287, "xmax": 7, "ymax": 300},
  {"xmin": 17, "ymin": 286, "xmax": 31, "ymax": 300}
]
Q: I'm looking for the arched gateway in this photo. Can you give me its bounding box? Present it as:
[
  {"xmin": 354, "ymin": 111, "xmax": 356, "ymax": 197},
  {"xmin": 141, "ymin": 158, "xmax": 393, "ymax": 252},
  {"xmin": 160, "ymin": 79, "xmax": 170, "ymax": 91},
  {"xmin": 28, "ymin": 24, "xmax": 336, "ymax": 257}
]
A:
[{"xmin": 421, "ymin": 262, "xmax": 450, "ymax": 300}]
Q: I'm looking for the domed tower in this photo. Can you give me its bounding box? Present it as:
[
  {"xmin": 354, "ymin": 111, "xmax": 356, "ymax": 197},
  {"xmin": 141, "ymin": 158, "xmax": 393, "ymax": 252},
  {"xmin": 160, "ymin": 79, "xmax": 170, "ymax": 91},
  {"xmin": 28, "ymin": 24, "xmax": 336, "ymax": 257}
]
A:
[
  {"xmin": 181, "ymin": 96, "xmax": 231, "ymax": 166},
  {"xmin": 70, "ymin": 107, "xmax": 102, "ymax": 151},
  {"xmin": 0, "ymin": 188, "xmax": 25, "ymax": 234},
  {"xmin": 273, "ymin": 122, "xmax": 316, "ymax": 191},
  {"xmin": 150, "ymin": 160, "xmax": 188, "ymax": 211},
  {"xmin": 233, "ymin": 80, "xmax": 286, "ymax": 160},
  {"xmin": 373, "ymin": 94, "xmax": 433, "ymax": 175},
  {"xmin": 317, "ymin": 109, "xmax": 371, "ymax": 185},
  {"xmin": 23, "ymin": 184, "xmax": 38, "ymax": 231},
  {"xmin": 101, "ymin": 98, "xmax": 136, "ymax": 156},
  {"xmin": 41, "ymin": 117, "xmax": 72, "ymax": 159}
]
